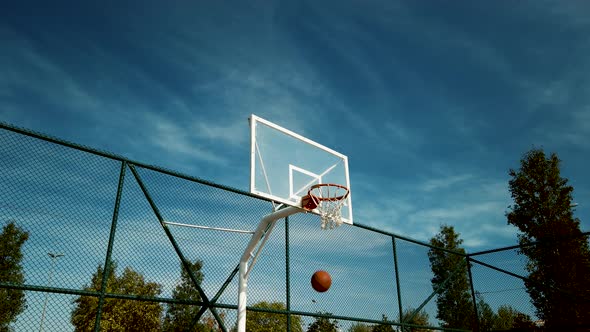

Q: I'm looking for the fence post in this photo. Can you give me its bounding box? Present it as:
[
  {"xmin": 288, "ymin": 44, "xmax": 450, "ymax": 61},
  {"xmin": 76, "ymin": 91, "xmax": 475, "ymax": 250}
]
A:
[
  {"xmin": 94, "ymin": 161, "xmax": 127, "ymax": 331},
  {"xmin": 285, "ymin": 216, "xmax": 291, "ymax": 332},
  {"xmin": 467, "ymin": 255, "xmax": 479, "ymax": 332},
  {"xmin": 392, "ymin": 236, "xmax": 403, "ymax": 328}
]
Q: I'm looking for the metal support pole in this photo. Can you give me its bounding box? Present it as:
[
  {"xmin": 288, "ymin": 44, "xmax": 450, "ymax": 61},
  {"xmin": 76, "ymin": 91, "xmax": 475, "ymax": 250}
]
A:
[
  {"xmin": 406, "ymin": 260, "xmax": 467, "ymax": 324},
  {"xmin": 39, "ymin": 252, "xmax": 64, "ymax": 332},
  {"xmin": 237, "ymin": 206, "xmax": 302, "ymax": 332},
  {"xmin": 467, "ymin": 256, "xmax": 479, "ymax": 332},
  {"xmin": 392, "ymin": 237, "xmax": 403, "ymax": 327},
  {"xmin": 129, "ymin": 165, "xmax": 225, "ymax": 328},
  {"xmin": 94, "ymin": 161, "xmax": 126, "ymax": 331},
  {"xmin": 285, "ymin": 216, "xmax": 291, "ymax": 332}
]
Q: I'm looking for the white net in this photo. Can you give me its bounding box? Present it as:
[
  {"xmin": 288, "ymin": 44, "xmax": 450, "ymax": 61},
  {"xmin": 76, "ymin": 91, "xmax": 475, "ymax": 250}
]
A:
[{"xmin": 309, "ymin": 184, "xmax": 349, "ymax": 230}]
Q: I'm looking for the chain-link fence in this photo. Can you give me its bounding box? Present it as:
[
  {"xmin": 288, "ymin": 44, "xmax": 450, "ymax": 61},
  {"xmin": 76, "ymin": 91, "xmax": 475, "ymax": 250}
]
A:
[{"xmin": 1, "ymin": 122, "xmax": 588, "ymax": 332}]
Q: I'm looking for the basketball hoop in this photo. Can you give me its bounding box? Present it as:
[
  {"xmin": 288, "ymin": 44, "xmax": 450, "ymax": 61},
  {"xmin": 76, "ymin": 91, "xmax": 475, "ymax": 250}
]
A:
[{"xmin": 304, "ymin": 184, "xmax": 350, "ymax": 230}]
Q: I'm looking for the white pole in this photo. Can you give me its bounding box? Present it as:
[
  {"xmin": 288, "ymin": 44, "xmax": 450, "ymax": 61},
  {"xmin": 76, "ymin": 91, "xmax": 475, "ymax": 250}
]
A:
[
  {"xmin": 237, "ymin": 260, "xmax": 249, "ymax": 332},
  {"xmin": 237, "ymin": 206, "xmax": 302, "ymax": 332},
  {"xmin": 39, "ymin": 252, "xmax": 64, "ymax": 332}
]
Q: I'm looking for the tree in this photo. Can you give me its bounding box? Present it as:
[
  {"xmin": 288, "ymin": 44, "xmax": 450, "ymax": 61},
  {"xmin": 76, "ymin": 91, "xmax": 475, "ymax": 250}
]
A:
[
  {"xmin": 494, "ymin": 305, "xmax": 518, "ymax": 330},
  {"xmin": 163, "ymin": 259, "xmax": 207, "ymax": 332},
  {"xmin": 512, "ymin": 312, "xmax": 536, "ymax": 330},
  {"xmin": 495, "ymin": 305, "xmax": 534, "ymax": 331},
  {"xmin": 71, "ymin": 260, "xmax": 163, "ymax": 331},
  {"xmin": 475, "ymin": 294, "xmax": 497, "ymax": 332},
  {"xmin": 0, "ymin": 221, "xmax": 29, "ymax": 332},
  {"xmin": 428, "ymin": 225, "xmax": 474, "ymax": 329},
  {"xmin": 201, "ymin": 311, "xmax": 226, "ymax": 332},
  {"xmin": 507, "ymin": 149, "xmax": 590, "ymax": 328},
  {"xmin": 372, "ymin": 314, "xmax": 394, "ymax": 332},
  {"xmin": 244, "ymin": 301, "xmax": 303, "ymax": 332},
  {"xmin": 307, "ymin": 312, "xmax": 339, "ymax": 332},
  {"xmin": 349, "ymin": 322, "xmax": 372, "ymax": 332},
  {"xmin": 400, "ymin": 309, "xmax": 430, "ymax": 332}
]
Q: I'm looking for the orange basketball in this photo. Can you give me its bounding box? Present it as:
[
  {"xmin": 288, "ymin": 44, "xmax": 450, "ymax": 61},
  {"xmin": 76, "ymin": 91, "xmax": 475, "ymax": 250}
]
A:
[{"xmin": 311, "ymin": 270, "xmax": 332, "ymax": 292}]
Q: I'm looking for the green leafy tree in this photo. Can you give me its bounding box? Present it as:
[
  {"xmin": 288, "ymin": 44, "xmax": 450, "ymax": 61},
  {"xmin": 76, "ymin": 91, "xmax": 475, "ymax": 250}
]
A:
[
  {"xmin": 512, "ymin": 312, "xmax": 536, "ymax": 330},
  {"xmin": 163, "ymin": 259, "xmax": 207, "ymax": 332},
  {"xmin": 475, "ymin": 294, "xmax": 497, "ymax": 332},
  {"xmin": 201, "ymin": 311, "xmax": 226, "ymax": 332},
  {"xmin": 507, "ymin": 149, "xmax": 590, "ymax": 328},
  {"xmin": 243, "ymin": 301, "xmax": 303, "ymax": 332},
  {"xmin": 71, "ymin": 260, "xmax": 163, "ymax": 331},
  {"xmin": 400, "ymin": 309, "xmax": 430, "ymax": 332},
  {"xmin": 372, "ymin": 314, "xmax": 394, "ymax": 332},
  {"xmin": 349, "ymin": 322, "xmax": 372, "ymax": 332},
  {"xmin": 307, "ymin": 312, "xmax": 339, "ymax": 332},
  {"xmin": 428, "ymin": 225, "xmax": 474, "ymax": 329},
  {"xmin": 494, "ymin": 305, "xmax": 533, "ymax": 331},
  {"xmin": 494, "ymin": 305, "xmax": 518, "ymax": 330},
  {"xmin": 0, "ymin": 221, "xmax": 29, "ymax": 332}
]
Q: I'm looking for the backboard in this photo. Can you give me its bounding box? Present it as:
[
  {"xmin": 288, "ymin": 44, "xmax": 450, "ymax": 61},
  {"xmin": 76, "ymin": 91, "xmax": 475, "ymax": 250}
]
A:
[{"xmin": 249, "ymin": 114, "xmax": 353, "ymax": 224}]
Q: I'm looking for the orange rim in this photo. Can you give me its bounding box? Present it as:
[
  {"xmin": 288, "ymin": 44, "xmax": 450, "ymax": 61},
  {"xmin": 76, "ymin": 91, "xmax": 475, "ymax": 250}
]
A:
[{"xmin": 308, "ymin": 183, "xmax": 349, "ymax": 202}]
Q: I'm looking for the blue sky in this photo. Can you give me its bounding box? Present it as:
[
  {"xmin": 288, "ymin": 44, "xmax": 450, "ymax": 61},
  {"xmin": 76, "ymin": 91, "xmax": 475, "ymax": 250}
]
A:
[
  {"xmin": 1, "ymin": 0, "xmax": 590, "ymax": 328},
  {"xmin": 3, "ymin": 0, "xmax": 588, "ymax": 248}
]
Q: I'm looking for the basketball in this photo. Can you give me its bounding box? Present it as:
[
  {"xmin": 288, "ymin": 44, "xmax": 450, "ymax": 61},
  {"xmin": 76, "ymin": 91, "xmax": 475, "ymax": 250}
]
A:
[{"xmin": 311, "ymin": 270, "xmax": 332, "ymax": 292}]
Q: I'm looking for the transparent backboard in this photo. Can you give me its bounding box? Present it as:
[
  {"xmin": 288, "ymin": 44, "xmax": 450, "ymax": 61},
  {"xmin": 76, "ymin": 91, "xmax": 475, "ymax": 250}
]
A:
[{"xmin": 250, "ymin": 114, "xmax": 353, "ymax": 224}]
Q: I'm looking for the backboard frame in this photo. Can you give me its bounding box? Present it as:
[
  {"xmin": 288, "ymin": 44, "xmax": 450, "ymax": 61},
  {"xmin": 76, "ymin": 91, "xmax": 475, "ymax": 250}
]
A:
[{"xmin": 249, "ymin": 114, "xmax": 353, "ymax": 224}]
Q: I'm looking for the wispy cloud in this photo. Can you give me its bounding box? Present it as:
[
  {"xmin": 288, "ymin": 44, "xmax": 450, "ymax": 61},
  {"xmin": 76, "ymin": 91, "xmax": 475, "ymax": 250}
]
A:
[
  {"xmin": 534, "ymin": 0, "xmax": 590, "ymax": 26},
  {"xmin": 528, "ymin": 81, "xmax": 590, "ymax": 150},
  {"xmin": 146, "ymin": 115, "xmax": 227, "ymax": 165},
  {"xmin": 0, "ymin": 26, "xmax": 260, "ymax": 173},
  {"xmin": 462, "ymin": 223, "xmax": 517, "ymax": 248},
  {"xmin": 419, "ymin": 174, "xmax": 474, "ymax": 192},
  {"xmin": 355, "ymin": 173, "xmax": 514, "ymax": 249},
  {"xmin": 383, "ymin": 121, "xmax": 421, "ymax": 145},
  {"xmin": 563, "ymin": 108, "xmax": 590, "ymax": 149}
]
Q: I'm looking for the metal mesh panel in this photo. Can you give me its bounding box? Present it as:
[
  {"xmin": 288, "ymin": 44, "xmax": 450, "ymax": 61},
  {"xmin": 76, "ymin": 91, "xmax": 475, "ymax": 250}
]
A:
[
  {"xmin": 245, "ymin": 220, "xmax": 287, "ymax": 306},
  {"xmin": 467, "ymin": 240, "xmax": 590, "ymax": 330},
  {"xmin": 469, "ymin": 248, "xmax": 532, "ymax": 314},
  {"xmin": 469, "ymin": 247, "xmax": 528, "ymax": 278},
  {"xmin": 470, "ymin": 260, "xmax": 537, "ymax": 322},
  {"xmin": 396, "ymin": 238, "xmax": 438, "ymax": 326},
  {"xmin": 0, "ymin": 128, "xmax": 120, "ymax": 289},
  {"xmin": 289, "ymin": 213, "xmax": 398, "ymax": 322},
  {"xmin": 12, "ymin": 291, "xmax": 78, "ymax": 331}
]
